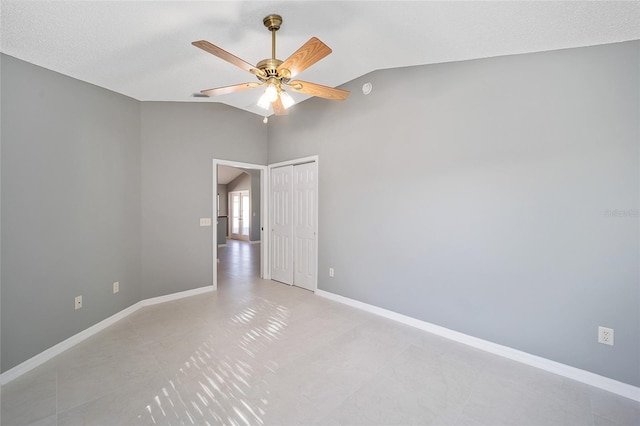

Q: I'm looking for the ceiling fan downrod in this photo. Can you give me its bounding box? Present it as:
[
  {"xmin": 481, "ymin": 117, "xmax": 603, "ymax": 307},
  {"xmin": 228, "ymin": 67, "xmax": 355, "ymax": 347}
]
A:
[
  {"xmin": 256, "ymin": 15, "xmax": 285, "ymax": 82},
  {"xmin": 263, "ymin": 14, "xmax": 282, "ymax": 60}
]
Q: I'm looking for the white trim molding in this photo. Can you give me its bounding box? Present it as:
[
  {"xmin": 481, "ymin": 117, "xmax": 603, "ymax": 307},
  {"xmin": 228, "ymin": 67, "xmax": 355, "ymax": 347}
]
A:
[
  {"xmin": 0, "ymin": 286, "xmax": 213, "ymax": 386},
  {"xmin": 315, "ymin": 289, "xmax": 640, "ymax": 402}
]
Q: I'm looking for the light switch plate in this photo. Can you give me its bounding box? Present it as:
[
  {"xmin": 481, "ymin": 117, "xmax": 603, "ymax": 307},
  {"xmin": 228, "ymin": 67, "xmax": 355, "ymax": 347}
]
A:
[{"xmin": 200, "ymin": 218, "xmax": 212, "ymax": 227}]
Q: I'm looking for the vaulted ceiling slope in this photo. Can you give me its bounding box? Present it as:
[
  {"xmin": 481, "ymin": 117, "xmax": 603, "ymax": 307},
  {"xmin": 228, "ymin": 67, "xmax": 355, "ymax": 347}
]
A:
[{"xmin": 2, "ymin": 1, "xmax": 640, "ymax": 116}]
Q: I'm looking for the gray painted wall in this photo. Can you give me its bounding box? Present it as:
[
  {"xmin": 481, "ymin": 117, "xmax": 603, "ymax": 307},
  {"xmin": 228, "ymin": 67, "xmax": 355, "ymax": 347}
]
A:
[
  {"xmin": 217, "ymin": 183, "xmax": 228, "ymax": 216},
  {"xmin": 227, "ymin": 171, "xmax": 251, "ymax": 192},
  {"xmin": 140, "ymin": 102, "xmax": 266, "ymax": 300},
  {"xmin": 1, "ymin": 58, "xmax": 267, "ymax": 372},
  {"xmin": 268, "ymin": 42, "xmax": 640, "ymax": 386},
  {"xmin": 246, "ymin": 169, "xmax": 261, "ymax": 243},
  {"xmin": 1, "ymin": 55, "xmax": 142, "ymax": 372},
  {"xmin": 217, "ymin": 183, "xmax": 229, "ymax": 246}
]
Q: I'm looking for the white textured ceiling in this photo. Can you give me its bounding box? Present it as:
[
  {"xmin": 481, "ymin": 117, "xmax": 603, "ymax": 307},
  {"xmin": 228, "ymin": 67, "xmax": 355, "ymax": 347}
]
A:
[{"xmin": 2, "ymin": 1, "xmax": 640, "ymax": 116}]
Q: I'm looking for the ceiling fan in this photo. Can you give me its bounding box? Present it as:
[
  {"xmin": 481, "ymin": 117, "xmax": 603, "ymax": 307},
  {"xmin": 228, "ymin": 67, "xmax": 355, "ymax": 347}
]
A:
[{"xmin": 192, "ymin": 14, "xmax": 350, "ymax": 115}]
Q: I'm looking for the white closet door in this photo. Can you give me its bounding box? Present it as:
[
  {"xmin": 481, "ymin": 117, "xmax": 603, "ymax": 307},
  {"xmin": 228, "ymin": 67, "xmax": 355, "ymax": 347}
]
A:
[
  {"xmin": 293, "ymin": 162, "xmax": 317, "ymax": 291},
  {"xmin": 271, "ymin": 165, "xmax": 294, "ymax": 285}
]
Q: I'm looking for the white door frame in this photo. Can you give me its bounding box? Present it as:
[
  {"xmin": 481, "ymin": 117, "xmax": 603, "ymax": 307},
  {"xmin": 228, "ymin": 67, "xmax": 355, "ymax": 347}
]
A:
[
  {"xmin": 212, "ymin": 159, "xmax": 269, "ymax": 290},
  {"xmin": 268, "ymin": 155, "xmax": 319, "ymax": 292}
]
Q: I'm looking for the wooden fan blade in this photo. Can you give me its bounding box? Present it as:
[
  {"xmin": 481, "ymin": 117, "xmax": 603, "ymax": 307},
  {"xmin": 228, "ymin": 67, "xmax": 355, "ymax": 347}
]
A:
[
  {"xmin": 200, "ymin": 82, "xmax": 262, "ymax": 97},
  {"xmin": 192, "ymin": 40, "xmax": 265, "ymax": 78},
  {"xmin": 272, "ymin": 96, "xmax": 288, "ymax": 115},
  {"xmin": 288, "ymin": 80, "xmax": 350, "ymax": 101},
  {"xmin": 277, "ymin": 37, "xmax": 331, "ymax": 79}
]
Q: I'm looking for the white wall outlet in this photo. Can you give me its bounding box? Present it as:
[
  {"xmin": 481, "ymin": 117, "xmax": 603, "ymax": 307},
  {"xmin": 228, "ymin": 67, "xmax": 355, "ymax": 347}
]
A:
[
  {"xmin": 598, "ymin": 326, "xmax": 614, "ymax": 346},
  {"xmin": 113, "ymin": 281, "xmax": 120, "ymax": 294},
  {"xmin": 75, "ymin": 295, "xmax": 83, "ymax": 310},
  {"xmin": 329, "ymin": 267, "xmax": 335, "ymax": 278},
  {"xmin": 199, "ymin": 218, "xmax": 212, "ymax": 227}
]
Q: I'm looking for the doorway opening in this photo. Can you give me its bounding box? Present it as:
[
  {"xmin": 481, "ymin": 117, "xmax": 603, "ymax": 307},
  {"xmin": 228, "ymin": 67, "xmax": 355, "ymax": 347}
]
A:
[
  {"xmin": 213, "ymin": 160, "xmax": 268, "ymax": 290},
  {"xmin": 212, "ymin": 156, "xmax": 319, "ymax": 292}
]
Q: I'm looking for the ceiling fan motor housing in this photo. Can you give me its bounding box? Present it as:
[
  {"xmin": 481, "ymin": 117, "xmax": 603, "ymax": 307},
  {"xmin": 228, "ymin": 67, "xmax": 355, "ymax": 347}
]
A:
[
  {"xmin": 256, "ymin": 58, "xmax": 284, "ymax": 79},
  {"xmin": 263, "ymin": 15, "xmax": 282, "ymax": 31}
]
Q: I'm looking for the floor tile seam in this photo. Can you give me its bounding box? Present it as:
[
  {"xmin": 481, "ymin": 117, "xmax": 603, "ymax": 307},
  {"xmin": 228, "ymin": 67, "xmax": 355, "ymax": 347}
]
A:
[
  {"xmin": 56, "ymin": 384, "xmax": 114, "ymax": 416},
  {"xmin": 449, "ymin": 363, "xmax": 486, "ymax": 424},
  {"xmin": 267, "ymin": 325, "xmax": 367, "ymax": 376},
  {"xmin": 364, "ymin": 341, "xmax": 415, "ymax": 380},
  {"xmin": 55, "ymin": 367, "xmax": 59, "ymax": 422},
  {"xmin": 55, "ymin": 347, "xmax": 167, "ymax": 416},
  {"xmin": 322, "ymin": 367, "xmax": 406, "ymax": 424},
  {"xmin": 126, "ymin": 322, "xmax": 209, "ymax": 348},
  {"xmin": 587, "ymin": 390, "xmax": 634, "ymax": 425},
  {"xmin": 311, "ymin": 344, "xmax": 417, "ymax": 422},
  {"xmin": 497, "ymin": 371, "xmax": 598, "ymax": 404},
  {"xmin": 57, "ymin": 366, "xmax": 175, "ymax": 422},
  {"xmin": 575, "ymin": 386, "xmax": 596, "ymax": 426},
  {"xmin": 591, "ymin": 385, "xmax": 640, "ymax": 408},
  {"xmin": 123, "ymin": 315, "xmax": 149, "ymax": 347},
  {"xmin": 0, "ymin": 381, "xmax": 57, "ymax": 426},
  {"xmin": 141, "ymin": 337, "xmax": 173, "ymax": 387},
  {"xmin": 453, "ymin": 363, "xmax": 506, "ymax": 420},
  {"xmin": 55, "ymin": 343, "xmax": 160, "ymax": 376},
  {"xmin": 299, "ymin": 312, "xmax": 372, "ymax": 356},
  {"xmin": 460, "ymin": 366, "xmax": 597, "ymax": 423},
  {"xmin": 370, "ymin": 340, "xmax": 484, "ymax": 403}
]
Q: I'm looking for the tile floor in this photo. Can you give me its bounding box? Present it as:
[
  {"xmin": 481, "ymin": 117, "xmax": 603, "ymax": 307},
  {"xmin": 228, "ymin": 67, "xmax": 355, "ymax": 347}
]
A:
[{"xmin": 2, "ymin": 240, "xmax": 639, "ymax": 425}]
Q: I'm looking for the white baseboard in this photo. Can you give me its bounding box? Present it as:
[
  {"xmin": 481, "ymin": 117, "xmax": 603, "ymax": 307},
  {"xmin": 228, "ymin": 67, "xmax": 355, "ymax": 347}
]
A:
[
  {"xmin": 315, "ymin": 289, "xmax": 640, "ymax": 402},
  {"xmin": 249, "ymin": 240, "xmax": 261, "ymax": 245},
  {"xmin": 0, "ymin": 285, "xmax": 214, "ymax": 386},
  {"xmin": 140, "ymin": 285, "xmax": 213, "ymax": 307},
  {"xmin": 217, "ymin": 244, "xmax": 227, "ymax": 247}
]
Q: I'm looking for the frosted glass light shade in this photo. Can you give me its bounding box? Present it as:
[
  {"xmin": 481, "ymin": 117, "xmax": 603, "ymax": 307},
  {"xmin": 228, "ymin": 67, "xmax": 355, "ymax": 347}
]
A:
[
  {"xmin": 280, "ymin": 91, "xmax": 295, "ymax": 109},
  {"xmin": 257, "ymin": 84, "xmax": 279, "ymax": 109},
  {"xmin": 257, "ymin": 92, "xmax": 271, "ymax": 109},
  {"xmin": 265, "ymin": 84, "xmax": 278, "ymax": 102}
]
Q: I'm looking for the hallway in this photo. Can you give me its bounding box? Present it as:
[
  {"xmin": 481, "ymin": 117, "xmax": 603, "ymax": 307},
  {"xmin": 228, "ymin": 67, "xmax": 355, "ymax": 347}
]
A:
[{"xmin": 217, "ymin": 239, "xmax": 261, "ymax": 283}]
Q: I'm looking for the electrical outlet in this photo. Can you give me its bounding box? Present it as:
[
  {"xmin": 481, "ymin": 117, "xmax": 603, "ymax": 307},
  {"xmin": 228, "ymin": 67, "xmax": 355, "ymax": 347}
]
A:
[
  {"xmin": 75, "ymin": 295, "xmax": 83, "ymax": 310},
  {"xmin": 598, "ymin": 326, "xmax": 614, "ymax": 346},
  {"xmin": 113, "ymin": 281, "xmax": 120, "ymax": 294},
  {"xmin": 329, "ymin": 267, "xmax": 335, "ymax": 277}
]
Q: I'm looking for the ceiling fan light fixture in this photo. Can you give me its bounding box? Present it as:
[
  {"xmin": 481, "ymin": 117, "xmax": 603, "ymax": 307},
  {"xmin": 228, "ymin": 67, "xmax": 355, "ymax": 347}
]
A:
[
  {"xmin": 280, "ymin": 91, "xmax": 295, "ymax": 109},
  {"xmin": 193, "ymin": 13, "xmax": 349, "ymax": 115},
  {"xmin": 258, "ymin": 82, "xmax": 279, "ymax": 109},
  {"xmin": 257, "ymin": 91, "xmax": 272, "ymax": 109},
  {"xmin": 264, "ymin": 83, "xmax": 278, "ymax": 102}
]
